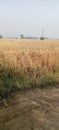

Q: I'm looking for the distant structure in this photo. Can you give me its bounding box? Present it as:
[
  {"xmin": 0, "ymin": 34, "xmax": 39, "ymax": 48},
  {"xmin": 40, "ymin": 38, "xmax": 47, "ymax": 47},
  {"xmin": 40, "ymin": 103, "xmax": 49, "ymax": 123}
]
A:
[
  {"xmin": 40, "ymin": 29, "xmax": 45, "ymax": 40},
  {"xmin": 40, "ymin": 29, "xmax": 48, "ymax": 40},
  {"xmin": 20, "ymin": 34, "xmax": 38, "ymax": 39},
  {"xmin": 24, "ymin": 36, "xmax": 38, "ymax": 39}
]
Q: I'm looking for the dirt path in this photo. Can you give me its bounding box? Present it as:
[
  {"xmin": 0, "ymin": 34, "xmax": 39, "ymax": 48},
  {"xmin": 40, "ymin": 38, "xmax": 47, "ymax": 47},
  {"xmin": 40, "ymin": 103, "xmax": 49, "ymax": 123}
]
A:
[{"xmin": 0, "ymin": 87, "xmax": 59, "ymax": 130}]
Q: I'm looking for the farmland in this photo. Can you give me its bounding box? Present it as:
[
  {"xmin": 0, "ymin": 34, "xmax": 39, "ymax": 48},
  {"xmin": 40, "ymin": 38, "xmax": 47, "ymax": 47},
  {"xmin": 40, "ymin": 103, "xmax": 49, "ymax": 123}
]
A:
[
  {"xmin": 0, "ymin": 39, "xmax": 59, "ymax": 98},
  {"xmin": 0, "ymin": 39, "xmax": 59, "ymax": 130}
]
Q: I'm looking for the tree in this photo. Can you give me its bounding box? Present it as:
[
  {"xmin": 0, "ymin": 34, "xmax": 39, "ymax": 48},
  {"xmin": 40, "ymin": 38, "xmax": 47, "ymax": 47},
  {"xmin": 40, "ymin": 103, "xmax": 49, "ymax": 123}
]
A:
[
  {"xmin": 0, "ymin": 35, "xmax": 3, "ymax": 39},
  {"xmin": 20, "ymin": 34, "xmax": 24, "ymax": 39},
  {"xmin": 40, "ymin": 37, "xmax": 45, "ymax": 40}
]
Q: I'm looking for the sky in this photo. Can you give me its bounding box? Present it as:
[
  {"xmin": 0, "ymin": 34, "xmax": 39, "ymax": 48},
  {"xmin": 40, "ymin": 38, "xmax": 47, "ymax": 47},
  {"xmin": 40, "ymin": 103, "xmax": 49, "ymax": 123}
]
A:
[{"xmin": 0, "ymin": 0, "xmax": 59, "ymax": 38}]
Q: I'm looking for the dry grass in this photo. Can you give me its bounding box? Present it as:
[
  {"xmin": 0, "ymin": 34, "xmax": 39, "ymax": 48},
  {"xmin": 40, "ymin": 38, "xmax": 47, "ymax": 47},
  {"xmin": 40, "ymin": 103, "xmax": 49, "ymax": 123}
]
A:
[
  {"xmin": 0, "ymin": 39, "xmax": 59, "ymax": 74},
  {"xmin": 0, "ymin": 39, "xmax": 59, "ymax": 98}
]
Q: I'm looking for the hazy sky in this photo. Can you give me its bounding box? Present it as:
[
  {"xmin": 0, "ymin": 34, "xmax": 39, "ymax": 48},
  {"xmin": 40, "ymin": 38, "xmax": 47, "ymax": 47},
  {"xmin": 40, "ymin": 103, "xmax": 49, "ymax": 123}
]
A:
[{"xmin": 0, "ymin": 0, "xmax": 59, "ymax": 38}]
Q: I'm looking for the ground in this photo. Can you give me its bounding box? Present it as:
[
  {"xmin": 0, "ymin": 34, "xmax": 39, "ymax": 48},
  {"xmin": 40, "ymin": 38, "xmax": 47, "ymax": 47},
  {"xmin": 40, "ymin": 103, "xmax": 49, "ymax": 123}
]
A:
[{"xmin": 0, "ymin": 87, "xmax": 59, "ymax": 130}]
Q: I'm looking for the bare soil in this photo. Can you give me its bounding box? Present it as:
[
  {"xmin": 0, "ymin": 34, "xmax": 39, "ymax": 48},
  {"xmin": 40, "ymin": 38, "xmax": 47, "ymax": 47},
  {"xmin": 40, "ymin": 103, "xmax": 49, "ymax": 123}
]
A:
[{"xmin": 0, "ymin": 87, "xmax": 59, "ymax": 130}]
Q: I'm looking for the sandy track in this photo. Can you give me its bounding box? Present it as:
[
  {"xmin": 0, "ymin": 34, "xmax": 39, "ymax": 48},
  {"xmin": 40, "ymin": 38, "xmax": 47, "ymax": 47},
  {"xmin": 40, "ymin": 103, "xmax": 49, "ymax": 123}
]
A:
[{"xmin": 0, "ymin": 87, "xmax": 59, "ymax": 130}]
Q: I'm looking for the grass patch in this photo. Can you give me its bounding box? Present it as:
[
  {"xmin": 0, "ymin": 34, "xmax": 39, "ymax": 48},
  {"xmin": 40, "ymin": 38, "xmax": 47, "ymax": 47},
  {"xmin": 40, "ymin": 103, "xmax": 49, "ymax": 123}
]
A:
[{"xmin": 0, "ymin": 64, "xmax": 59, "ymax": 98}]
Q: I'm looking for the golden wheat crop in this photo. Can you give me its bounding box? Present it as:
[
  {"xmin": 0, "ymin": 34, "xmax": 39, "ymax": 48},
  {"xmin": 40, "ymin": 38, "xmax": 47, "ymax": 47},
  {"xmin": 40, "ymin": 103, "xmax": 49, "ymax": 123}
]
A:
[{"xmin": 0, "ymin": 39, "xmax": 59, "ymax": 75}]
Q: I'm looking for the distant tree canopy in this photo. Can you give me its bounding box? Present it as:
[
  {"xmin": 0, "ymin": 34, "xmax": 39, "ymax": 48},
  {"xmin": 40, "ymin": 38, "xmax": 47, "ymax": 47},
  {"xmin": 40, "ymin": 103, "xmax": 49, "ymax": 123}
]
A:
[
  {"xmin": 40, "ymin": 37, "xmax": 48, "ymax": 40},
  {"xmin": 40, "ymin": 37, "xmax": 45, "ymax": 40},
  {"xmin": 20, "ymin": 34, "xmax": 24, "ymax": 39},
  {"xmin": 0, "ymin": 35, "xmax": 3, "ymax": 39}
]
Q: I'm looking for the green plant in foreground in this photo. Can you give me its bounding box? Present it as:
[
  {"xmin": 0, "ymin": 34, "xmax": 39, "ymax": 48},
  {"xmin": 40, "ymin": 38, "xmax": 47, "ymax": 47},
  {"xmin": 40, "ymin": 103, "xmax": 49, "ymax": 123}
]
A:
[
  {"xmin": 0, "ymin": 64, "xmax": 59, "ymax": 99},
  {"xmin": 39, "ymin": 74, "xmax": 59, "ymax": 88}
]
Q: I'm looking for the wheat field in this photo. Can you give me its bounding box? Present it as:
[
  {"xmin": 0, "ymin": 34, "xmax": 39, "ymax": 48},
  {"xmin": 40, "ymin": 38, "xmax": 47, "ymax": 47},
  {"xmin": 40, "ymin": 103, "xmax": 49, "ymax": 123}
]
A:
[
  {"xmin": 0, "ymin": 39, "xmax": 59, "ymax": 75},
  {"xmin": 0, "ymin": 39, "xmax": 59, "ymax": 98}
]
